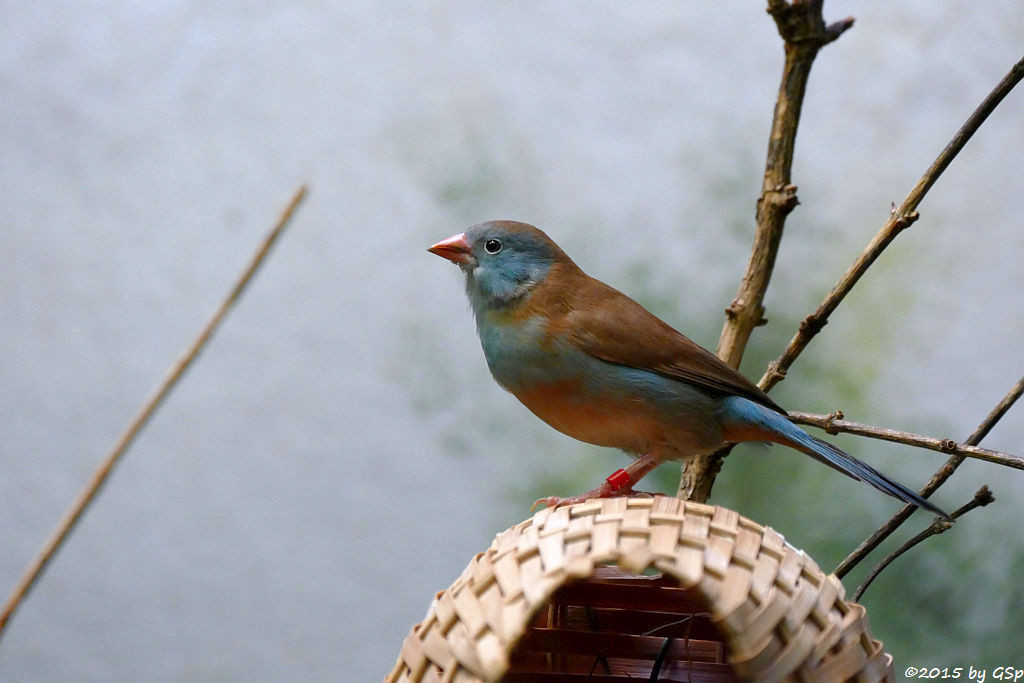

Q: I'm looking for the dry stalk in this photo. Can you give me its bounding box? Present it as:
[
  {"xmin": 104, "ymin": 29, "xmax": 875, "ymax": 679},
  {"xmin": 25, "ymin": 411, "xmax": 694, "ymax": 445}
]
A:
[{"xmin": 0, "ymin": 185, "xmax": 308, "ymax": 640}]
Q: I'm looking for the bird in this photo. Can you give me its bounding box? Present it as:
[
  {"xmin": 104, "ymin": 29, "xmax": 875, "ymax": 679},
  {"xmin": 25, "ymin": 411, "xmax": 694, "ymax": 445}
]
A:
[{"xmin": 428, "ymin": 220, "xmax": 949, "ymax": 518}]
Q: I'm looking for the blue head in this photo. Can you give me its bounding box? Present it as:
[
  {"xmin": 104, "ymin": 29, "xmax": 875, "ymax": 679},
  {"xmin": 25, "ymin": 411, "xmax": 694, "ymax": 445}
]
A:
[{"xmin": 428, "ymin": 220, "xmax": 571, "ymax": 312}]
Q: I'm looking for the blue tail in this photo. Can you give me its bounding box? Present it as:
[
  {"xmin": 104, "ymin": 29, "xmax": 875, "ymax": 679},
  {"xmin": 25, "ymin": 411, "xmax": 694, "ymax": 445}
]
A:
[{"xmin": 720, "ymin": 396, "xmax": 951, "ymax": 520}]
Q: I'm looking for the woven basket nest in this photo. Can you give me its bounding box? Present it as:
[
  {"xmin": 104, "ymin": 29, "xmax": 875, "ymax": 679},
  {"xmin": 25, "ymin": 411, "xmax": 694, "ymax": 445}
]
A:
[{"xmin": 387, "ymin": 495, "xmax": 894, "ymax": 683}]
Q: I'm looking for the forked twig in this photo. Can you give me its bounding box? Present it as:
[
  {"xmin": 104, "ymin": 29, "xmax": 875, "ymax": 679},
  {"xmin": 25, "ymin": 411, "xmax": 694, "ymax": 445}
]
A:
[
  {"xmin": 852, "ymin": 486, "xmax": 995, "ymax": 601},
  {"xmin": 0, "ymin": 185, "xmax": 308, "ymax": 640},
  {"xmin": 836, "ymin": 375, "xmax": 1024, "ymax": 578}
]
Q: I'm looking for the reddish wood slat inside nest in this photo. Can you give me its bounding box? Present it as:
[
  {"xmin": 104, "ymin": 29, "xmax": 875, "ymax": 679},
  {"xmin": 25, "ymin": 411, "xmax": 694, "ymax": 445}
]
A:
[{"xmin": 507, "ymin": 566, "xmax": 736, "ymax": 681}]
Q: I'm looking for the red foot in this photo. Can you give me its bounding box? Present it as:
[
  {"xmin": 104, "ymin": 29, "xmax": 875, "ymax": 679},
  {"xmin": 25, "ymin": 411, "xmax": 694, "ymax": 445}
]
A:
[{"xmin": 531, "ymin": 478, "xmax": 656, "ymax": 511}]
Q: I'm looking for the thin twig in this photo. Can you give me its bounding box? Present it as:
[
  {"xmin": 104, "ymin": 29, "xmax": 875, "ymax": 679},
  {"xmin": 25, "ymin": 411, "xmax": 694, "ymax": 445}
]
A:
[
  {"xmin": 0, "ymin": 185, "xmax": 308, "ymax": 641},
  {"xmin": 788, "ymin": 410, "xmax": 1024, "ymax": 470},
  {"xmin": 852, "ymin": 486, "xmax": 995, "ymax": 601},
  {"xmin": 679, "ymin": 0, "xmax": 853, "ymax": 502},
  {"xmin": 836, "ymin": 375, "xmax": 1024, "ymax": 578},
  {"xmin": 759, "ymin": 56, "xmax": 1024, "ymax": 392}
]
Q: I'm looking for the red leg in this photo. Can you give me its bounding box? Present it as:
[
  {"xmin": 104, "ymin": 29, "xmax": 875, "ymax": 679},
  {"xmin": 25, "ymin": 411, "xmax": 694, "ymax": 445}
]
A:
[{"xmin": 532, "ymin": 453, "xmax": 661, "ymax": 510}]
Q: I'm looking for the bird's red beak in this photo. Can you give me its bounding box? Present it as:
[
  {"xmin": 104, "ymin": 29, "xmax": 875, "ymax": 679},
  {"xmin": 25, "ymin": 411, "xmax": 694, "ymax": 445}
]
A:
[{"xmin": 427, "ymin": 232, "xmax": 473, "ymax": 264}]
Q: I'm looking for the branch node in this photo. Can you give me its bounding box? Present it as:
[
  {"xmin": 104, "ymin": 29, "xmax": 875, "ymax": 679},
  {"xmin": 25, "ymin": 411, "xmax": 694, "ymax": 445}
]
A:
[
  {"xmin": 824, "ymin": 410, "xmax": 844, "ymax": 434},
  {"xmin": 782, "ymin": 186, "xmax": 800, "ymax": 211},
  {"xmin": 798, "ymin": 312, "xmax": 827, "ymax": 336},
  {"xmin": 973, "ymin": 485, "xmax": 995, "ymax": 507},
  {"xmin": 763, "ymin": 183, "xmax": 800, "ymax": 213},
  {"xmin": 767, "ymin": 2, "xmax": 854, "ymax": 47},
  {"xmin": 764, "ymin": 360, "xmax": 787, "ymax": 384},
  {"xmin": 939, "ymin": 438, "xmax": 959, "ymax": 453},
  {"xmin": 824, "ymin": 16, "xmax": 856, "ymax": 43},
  {"xmin": 893, "ymin": 209, "xmax": 921, "ymax": 232}
]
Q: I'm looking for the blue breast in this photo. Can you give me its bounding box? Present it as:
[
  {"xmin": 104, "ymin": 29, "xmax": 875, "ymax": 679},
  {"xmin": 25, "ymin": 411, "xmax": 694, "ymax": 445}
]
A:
[
  {"xmin": 475, "ymin": 314, "xmax": 567, "ymax": 391},
  {"xmin": 474, "ymin": 312, "xmax": 723, "ymax": 454}
]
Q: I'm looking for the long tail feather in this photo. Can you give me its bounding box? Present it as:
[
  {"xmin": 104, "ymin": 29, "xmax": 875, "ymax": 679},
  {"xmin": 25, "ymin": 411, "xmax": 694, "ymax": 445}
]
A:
[
  {"xmin": 791, "ymin": 431, "xmax": 951, "ymax": 520},
  {"xmin": 721, "ymin": 397, "xmax": 951, "ymax": 520}
]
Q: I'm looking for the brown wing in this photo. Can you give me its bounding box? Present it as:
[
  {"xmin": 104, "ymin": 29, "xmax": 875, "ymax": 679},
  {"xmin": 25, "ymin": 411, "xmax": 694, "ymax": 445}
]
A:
[{"xmin": 558, "ymin": 275, "xmax": 786, "ymax": 414}]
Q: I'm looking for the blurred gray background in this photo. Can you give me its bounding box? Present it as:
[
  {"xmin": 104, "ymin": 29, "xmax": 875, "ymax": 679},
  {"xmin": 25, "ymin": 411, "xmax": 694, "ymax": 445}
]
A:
[{"xmin": 3, "ymin": 2, "xmax": 1022, "ymax": 680}]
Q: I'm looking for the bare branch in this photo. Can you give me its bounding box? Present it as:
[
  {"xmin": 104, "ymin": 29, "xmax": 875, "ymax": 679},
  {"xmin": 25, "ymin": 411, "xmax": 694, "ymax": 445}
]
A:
[
  {"xmin": 759, "ymin": 56, "xmax": 1024, "ymax": 391},
  {"xmin": 0, "ymin": 185, "xmax": 309, "ymax": 641},
  {"xmin": 718, "ymin": 2, "xmax": 855, "ymax": 369},
  {"xmin": 836, "ymin": 375, "xmax": 1024, "ymax": 578},
  {"xmin": 789, "ymin": 410, "xmax": 1024, "ymax": 470},
  {"xmin": 853, "ymin": 486, "xmax": 995, "ymax": 601},
  {"xmin": 679, "ymin": 0, "xmax": 852, "ymax": 502}
]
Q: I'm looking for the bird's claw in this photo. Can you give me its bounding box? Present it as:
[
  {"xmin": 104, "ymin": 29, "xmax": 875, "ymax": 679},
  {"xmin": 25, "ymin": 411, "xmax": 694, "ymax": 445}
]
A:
[
  {"xmin": 531, "ymin": 494, "xmax": 588, "ymax": 511},
  {"xmin": 531, "ymin": 482, "xmax": 656, "ymax": 511}
]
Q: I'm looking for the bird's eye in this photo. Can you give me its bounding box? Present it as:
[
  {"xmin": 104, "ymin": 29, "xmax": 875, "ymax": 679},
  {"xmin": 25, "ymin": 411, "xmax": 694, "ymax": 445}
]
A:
[{"xmin": 484, "ymin": 239, "xmax": 502, "ymax": 254}]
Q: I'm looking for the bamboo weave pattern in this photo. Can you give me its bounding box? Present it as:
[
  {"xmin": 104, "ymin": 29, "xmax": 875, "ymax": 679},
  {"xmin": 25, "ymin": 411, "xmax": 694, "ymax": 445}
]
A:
[{"xmin": 388, "ymin": 496, "xmax": 893, "ymax": 682}]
